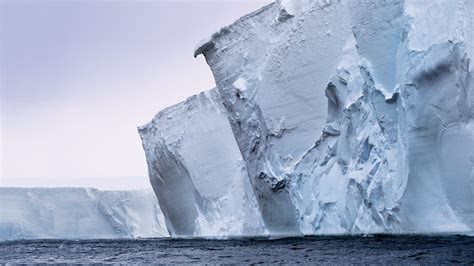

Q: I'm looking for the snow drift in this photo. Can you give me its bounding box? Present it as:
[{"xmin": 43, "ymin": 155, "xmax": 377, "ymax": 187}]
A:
[
  {"xmin": 139, "ymin": 0, "xmax": 473, "ymax": 237},
  {"xmin": 0, "ymin": 188, "xmax": 168, "ymax": 241}
]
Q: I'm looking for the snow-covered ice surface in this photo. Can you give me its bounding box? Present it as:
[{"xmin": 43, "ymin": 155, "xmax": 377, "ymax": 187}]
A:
[
  {"xmin": 140, "ymin": 0, "xmax": 473, "ymax": 237},
  {"xmin": 0, "ymin": 188, "xmax": 168, "ymax": 241}
]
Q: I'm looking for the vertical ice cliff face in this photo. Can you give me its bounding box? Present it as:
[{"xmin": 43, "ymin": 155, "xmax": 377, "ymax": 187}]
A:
[
  {"xmin": 195, "ymin": 0, "xmax": 353, "ymax": 235},
  {"xmin": 138, "ymin": 90, "xmax": 264, "ymax": 237},
  {"xmin": 0, "ymin": 188, "xmax": 168, "ymax": 241},
  {"xmin": 142, "ymin": 0, "xmax": 473, "ymax": 237},
  {"xmin": 396, "ymin": 0, "xmax": 474, "ymax": 232}
]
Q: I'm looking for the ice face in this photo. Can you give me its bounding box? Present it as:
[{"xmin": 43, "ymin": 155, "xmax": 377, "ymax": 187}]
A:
[
  {"xmin": 396, "ymin": 0, "xmax": 474, "ymax": 231},
  {"xmin": 141, "ymin": 0, "xmax": 473, "ymax": 237},
  {"xmin": 138, "ymin": 90, "xmax": 265, "ymax": 237},
  {"xmin": 194, "ymin": 0, "xmax": 353, "ymax": 236},
  {"xmin": 0, "ymin": 188, "xmax": 168, "ymax": 241}
]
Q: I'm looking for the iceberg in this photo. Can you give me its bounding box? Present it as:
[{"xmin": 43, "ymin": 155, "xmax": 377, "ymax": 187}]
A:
[
  {"xmin": 140, "ymin": 0, "xmax": 473, "ymax": 237},
  {"xmin": 0, "ymin": 188, "xmax": 168, "ymax": 241}
]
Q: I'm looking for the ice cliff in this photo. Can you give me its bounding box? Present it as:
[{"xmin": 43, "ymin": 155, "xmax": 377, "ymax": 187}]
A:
[
  {"xmin": 0, "ymin": 188, "xmax": 168, "ymax": 241},
  {"xmin": 139, "ymin": 0, "xmax": 473, "ymax": 237}
]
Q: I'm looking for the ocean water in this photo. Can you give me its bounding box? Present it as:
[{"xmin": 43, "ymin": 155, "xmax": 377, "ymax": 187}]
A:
[{"xmin": 1, "ymin": 235, "xmax": 473, "ymax": 264}]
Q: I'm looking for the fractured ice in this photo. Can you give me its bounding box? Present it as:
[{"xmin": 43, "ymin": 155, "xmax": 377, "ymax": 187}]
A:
[{"xmin": 139, "ymin": 0, "xmax": 474, "ymax": 237}]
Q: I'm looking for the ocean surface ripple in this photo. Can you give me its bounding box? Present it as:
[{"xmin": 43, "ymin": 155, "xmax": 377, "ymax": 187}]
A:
[{"xmin": 1, "ymin": 235, "xmax": 473, "ymax": 264}]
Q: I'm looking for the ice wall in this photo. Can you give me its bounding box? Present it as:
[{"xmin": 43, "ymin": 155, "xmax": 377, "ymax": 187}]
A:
[
  {"xmin": 396, "ymin": 0, "xmax": 474, "ymax": 232},
  {"xmin": 0, "ymin": 188, "xmax": 168, "ymax": 241},
  {"xmin": 139, "ymin": 90, "xmax": 265, "ymax": 237},
  {"xmin": 141, "ymin": 0, "xmax": 473, "ymax": 237}
]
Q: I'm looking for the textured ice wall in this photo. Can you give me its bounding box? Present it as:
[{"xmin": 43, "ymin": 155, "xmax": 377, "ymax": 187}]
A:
[
  {"xmin": 0, "ymin": 188, "xmax": 168, "ymax": 241},
  {"xmin": 195, "ymin": 0, "xmax": 353, "ymax": 236},
  {"xmin": 142, "ymin": 0, "xmax": 473, "ymax": 236},
  {"xmin": 139, "ymin": 90, "xmax": 264, "ymax": 237},
  {"xmin": 396, "ymin": 0, "xmax": 474, "ymax": 232}
]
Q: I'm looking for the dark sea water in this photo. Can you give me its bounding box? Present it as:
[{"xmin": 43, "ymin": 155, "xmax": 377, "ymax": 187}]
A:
[{"xmin": 1, "ymin": 235, "xmax": 473, "ymax": 264}]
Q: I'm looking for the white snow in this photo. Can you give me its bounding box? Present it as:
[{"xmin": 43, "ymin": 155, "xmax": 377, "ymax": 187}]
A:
[
  {"xmin": 141, "ymin": 0, "xmax": 474, "ymax": 237},
  {"xmin": 232, "ymin": 77, "xmax": 247, "ymax": 91},
  {"xmin": 0, "ymin": 187, "xmax": 168, "ymax": 241}
]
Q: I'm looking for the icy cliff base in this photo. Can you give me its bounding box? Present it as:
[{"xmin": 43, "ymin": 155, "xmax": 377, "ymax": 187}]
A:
[
  {"xmin": 0, "ymin": 188, "xmax": 168, "ymax": 241},
  {"xmin": 140, "ymin": 0, "xmax": 473, "ymax": 237}
]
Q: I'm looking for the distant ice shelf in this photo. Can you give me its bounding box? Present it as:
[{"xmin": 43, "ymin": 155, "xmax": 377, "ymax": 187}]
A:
[
  {"xmin": 139, "ymin": 0, "xmax": 474, "ymax": 237},
  {"xmin": 0, "ymin": 187, "xmax": 168, "ymax": 241}
]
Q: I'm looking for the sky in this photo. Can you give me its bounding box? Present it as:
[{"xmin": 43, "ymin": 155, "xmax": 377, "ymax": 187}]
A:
[{"xmin": 0, "ymin": 0, "xmax": 271, "ymax": 189}]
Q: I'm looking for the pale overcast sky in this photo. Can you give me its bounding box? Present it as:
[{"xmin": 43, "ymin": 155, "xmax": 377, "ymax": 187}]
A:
[{"xmin": 0, "ymin": 0, "xmax": 271, "ymax": 189}]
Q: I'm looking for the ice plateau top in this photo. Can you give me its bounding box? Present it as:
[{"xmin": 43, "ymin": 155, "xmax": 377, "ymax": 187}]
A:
[{"xmin": 139, "ymin": 0, "xmax": 474, "ymax": 237}]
